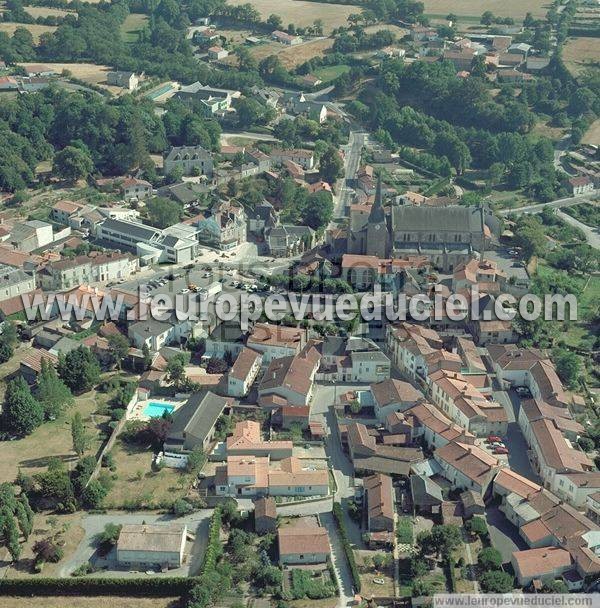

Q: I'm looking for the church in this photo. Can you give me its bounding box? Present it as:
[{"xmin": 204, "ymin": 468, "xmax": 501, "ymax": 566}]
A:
[{"xmin": 347, "ymin": 176, "xmax": 493, "ymax": 272}]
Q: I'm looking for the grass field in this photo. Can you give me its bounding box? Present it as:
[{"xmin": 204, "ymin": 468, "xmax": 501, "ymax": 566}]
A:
[
  {"xmin": 24, "ymin": 6, "xmax": 74, "ymax": 18},
  {"xmin": 313, "ymin": 64, "xmax": 350, "ymax": 82},
  {"xmin": 0, "ymin": 384, "xmax": 110, "ymax": 484},
  {"xmin": 227, "ymin": 0, "xmax": 359, "ymax": 32},
  {"xmin": 2, "ymin": 598, "xmax": 181, "ymax": 608},
  {"xmin": 19, "ymin": 62, "xmax": 113, "ymax": 85},
  {"xmin": 563, "ymin": 36, "xmax": 600, "ymax": 76},
  {"xmin": 583, "ymin": 119, "xmax": 600, "ymax": 146},
  {"xmin": 0, "ymin": 22, "xmax": 56, "ymax": 41},
  {"xmin": 121, "ymin": 12, "xmax": 149, "ymax": 43},
  {"xmin": 103, "ymin": 437, "xmax": 190, "ymax": 509},
  {"xmin": 421, "ymin": 0, "xmax": 549, "ymax": 18}
]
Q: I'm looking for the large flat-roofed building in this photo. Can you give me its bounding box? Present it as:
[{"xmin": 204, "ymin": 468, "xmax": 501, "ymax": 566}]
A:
[
  {"xmin": 116, "ymin": 523, "xmax": 187, "ymax": 569},
  {"xmin": 97, "ymin": 218, "xmax": 198, "ymax": 265}
]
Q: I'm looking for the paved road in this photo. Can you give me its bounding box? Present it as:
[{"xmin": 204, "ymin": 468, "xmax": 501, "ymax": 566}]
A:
[
  {"xmin": 557, "ymin": 208, "xmax": 600, "ymax": 249},
  {"xmin": 497, "ymin": 192, "xmax": 597, "ymax": 216},
  {"xmin": 220, "ymin": 131, "xmax": 279, "ymax": 145},
  {"xmin": 553, "ymin": 134, "xmax": 573, "ymax": 173},
  {"xmin": 59, "ymin": 510, "xmax": 212, "ymax": 578},
  {"xmin": 329, "ymin": 130, "xmax": 366, "ymax": 230}
]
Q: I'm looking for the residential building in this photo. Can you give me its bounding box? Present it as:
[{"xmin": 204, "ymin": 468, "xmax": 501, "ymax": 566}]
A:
[
  {"xmin": 173, "ymin": 82, "xmax": 239, "ymax": 116},
  {"xmin": 208, "ymin": 46, "xmax": 229, "ymax": 60},
  {"xmin": 227, "ymin": 347, "xmax": 262, "ymax": 397},
  {"xmin": 226, "ymin": 420, "xmax": 293, "ymax": 460},
  {"xmin": 586, "ymin": 493, "xmax": 600, "ymax": 525},
  {"xmin": 553, "ymin": 473, "xmax": 600, "ymax": 509},
  {"xmin": 215, "ymin": 455, "xmax": 328, "ymax": 497},
  {"xmin": 38, "ymin": 252, "xmax": 138, "ymax": 290},
  {"xmin": 50, "ymin": 200, "xmax": 86, "ymax": 225},
  {"xmin": 254, "ymin": 496, "xmax": 277, "ymax": 534},
  {"xmin": 270, "ymin": 148, "xmax": 315, "ymax": 170},
  {"xmin": 0, "ymin": 264, "xmax": 35, "ymax": 303},
  {"xmin": 569, "ymin": 176, "xmax": 595, "ymax": 196},
  {"xmin": 9, "ymin": 220, "xmax": 55, "ymax": 252},
  {"xmin": 20, "ymin": 349, "xmax": 58, "ymax": 385},
  {"xmin": 116, "ymin": 523, "xmax": 186, "ymax": 569},
  {"xmin": 163, "ymin": 146, "xmax": 214, "ymax": 177},
  {"xmin": 247, "ymin": 323, "xmax": 306, "ymax": 363},
  {"xmin": 428, "ymin": 369, "xmax": 508, "ymax": 437},
  {"xmin": 434, "ymin": 441, "xmax": 501, "ymax": 495},
  {"xmin": 193, "ymin": 200, "xmax": 247, "ymax": 249},
  {"xmin": 267, "ymin": 225, "xmax": 314, "ymax": 257},
  {"xmin": 128, "ymin": 317, "xmax": 192, "ymax": 351},
  {"xmin": 488, "ymin": 345, "xmax": 571, "ymax": 408},
  {"xmin": 519, "ymin": 398, "xmax": 584, "ymax": 445},
  {"xmin": 364, "ymin": 473, "xmax": 395, "ymax": 535},
  {"xmin": 107, "ymin": 71, "xmax": 139, "ymax": 90},
  {"xmin": 247, "ymin": 200, "xmax": 277, "ymax": 237},
  {"xmin": 272, "ymin": 30, "xmax": 302, "ymax": 45},
  {"xmin": 318, "ymin": 336, "xmax": 391, "ymax": 383},
  {"xmin": 511, "ymin": 546, "xmax": 573, "ymax": 587},
  {"xmin": 163, "ymin": 391, "xmax": 231, "ymax": 453},
  {"xmin": 340, "ymin": 253, "xmax": 429, "ymax": 291},
  {"xmin": 278, "ymin": 523, "xmax": 330, "ymax": 565},
  {"xmin": 119, "ymin": 177, "xmax": 153, "ymax": 200},
  {"xmin": 371, "ymin": 378, "xmax": 422, "ymax": 422},
  {"xmin": 258, "ymin": 343, "xmax": 321, "ymax": 408}
]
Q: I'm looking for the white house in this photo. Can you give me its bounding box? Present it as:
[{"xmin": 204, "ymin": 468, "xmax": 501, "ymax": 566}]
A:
[{"xmin": 116, "ymin": 523, "xmax": 186, "ymax": 569}]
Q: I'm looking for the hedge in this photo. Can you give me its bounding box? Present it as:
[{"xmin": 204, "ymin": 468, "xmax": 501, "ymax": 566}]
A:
[
  {"xmin": 200, "ymin": 506, "xmax": 222, "ymax": 574},
  {"xmin": 0, "ymin": 577, "xmax": 196, "ymax": 596},
  {"xmin": 332, "ymin": 502, "xmax": 361, "ymax": 593}
]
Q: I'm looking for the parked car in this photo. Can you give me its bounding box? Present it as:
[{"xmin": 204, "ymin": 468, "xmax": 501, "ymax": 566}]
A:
[
  {"xmin": 493, "ymin": 447, "xmax": 509, "ymax": 455},
  {"xmin": 487, "ymin": 435, "xmax": 502, "ymax": 443},
  {"xmin": 515, "ymin": 387, "xmax": 531, "ymax": 397}
]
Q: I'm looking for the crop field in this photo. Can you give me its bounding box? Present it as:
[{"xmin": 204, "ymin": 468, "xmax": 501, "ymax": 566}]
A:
[
  {"xmin": 563, "ymin": 36, "xmax": 600, "ymax": 76},
  {"xmin": 2, "ymin": 598, "xmax": 182, "ymax": 608},
  {"xmin": 24, "ymin": 6, "xmax": 74, "ymax": 18},
  {"xmin": 251, "ymin": 37, "xmax": 335, "ymax": 68},
  {"xmin": 227, "ymin": 0, "xmax": 359, "ymax": 32},
  {"xmin": 0, "ymin": 22, "xmax": 57, "ymax": 41},
  {"xmin": 421, "ymin": 0, "xmax": 550, "ymax": 18},
  {"xmin": 583, "ymin": 119, "xmax": 600, "ymax": 146}
]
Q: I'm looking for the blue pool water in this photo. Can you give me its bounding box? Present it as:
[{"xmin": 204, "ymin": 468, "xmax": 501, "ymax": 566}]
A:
[{"xmin": 143, "ymin": 402, "xmax": 175, "ymax": 418}]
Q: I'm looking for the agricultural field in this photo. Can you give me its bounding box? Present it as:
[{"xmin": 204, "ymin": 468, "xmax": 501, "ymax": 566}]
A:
[
  {"xmin": 251, "ymin": 37, "xmax": 335, "ymax": 68},
  {"xmin": 0, "ymin": 22, "xmax": 56, "ymax": 41},
  {"xmin": 226, "ymin": 0, "xmax": 359, "ymax": 32},
  {"xmin": 563, "ymin": 36, "xmax": 600, "ymax": 76},
  {"xmin": 19, "ymin": 62, "xmax": 112, "ymax": 85},
  {"xmin": 121, "ymin": 12, "xmax": 149, "ymax": 43},
  {"xmin": 2, "ymin": 598, "xmax": 182, "ymax": 608},
  {"xmin": 24, "ymin": 6, "xmax": 74, "ymax": 19},
  {"xmin": 421, "ymin": 0, "xmax": 549, "ymax": 18},
  {"xmin": 583, "ymin": 119, "xmax": 600, "ymax": 146}
]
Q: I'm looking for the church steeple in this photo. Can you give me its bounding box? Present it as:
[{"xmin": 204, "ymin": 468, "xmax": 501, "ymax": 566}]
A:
[{"xmin": 368, "ymin": 174, "xmax": 385, "ymax": 224}]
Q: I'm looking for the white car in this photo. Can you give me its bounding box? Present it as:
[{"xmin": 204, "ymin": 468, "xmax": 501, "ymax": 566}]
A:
[
  {"xmin": 515, "ymin": 387, "xmax": 531, "ymax": 396},
  {"xmin": 179, "ymin": 288, "xmax": 190, "ymax": 294}
]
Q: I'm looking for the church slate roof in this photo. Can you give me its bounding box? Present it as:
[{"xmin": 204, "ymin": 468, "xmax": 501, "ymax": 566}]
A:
[{"xmin": 391, "ymin": 205, "xmax": 485, "ymax": 233}]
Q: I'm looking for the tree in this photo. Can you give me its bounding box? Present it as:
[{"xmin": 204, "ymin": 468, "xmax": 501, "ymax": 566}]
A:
[
  {"xmin": 186, "ymin": 446, "xmax": 206, "ymax": 473},
  {"xmin": 57, "ymin": 346, "xmax": 100, "ymax": 393},
  {"xmin": 478, "ymin": 547, "xmax": 503, "ymax": 571},
  {"xmin": 146, "ymin": 196, "xmax": 183, "ymax": 228},
  {"xmin": 541, "ymin": 580, "xmax": 569, "ymax": 593},
  {"xmin": 0, "ymin": 339, "xmax": 14, "ymax": 363},
  {"xmin": 166, "ymin": 354, "xmax": 186, "ymax": 386},
  {"xmin": 172, "ymin": 497, "xmax": 194, "ymax": 516},
  {"xmin": 81, "ymin": 479, "xmax": 108, "ymax": 509},
  {"xmin": 481, "ymin": 11, "xmax": 494, "ymax": 25},
  {"xmin": 552, "ymin": 347, "xmax": 581, "ymax": 390},
  {"xmin": 33, "ymin": 538, "xmax": 63, "ymax": 563},
  {"xmin": 96, "ymin": 522, "xmax": 121, "ymax": 547},
  {"xmin": 53, "ymin": 145, "xmax": 93, "ymax": 182},
  {"xmin": 479, "ymin": 570, "xmax": 514, "ymax": 593},
  {"xmin": 266, "ymin": 14, "xmax": 282, "ymax": 29},
  {"xmin": 147, "ymin": 415, "xmax": 173, "ymax": 445},
  {"xmin": 107, "ymin": 333, "xmax": 130, "ymax": 369},
  {"xmin": 577, "ymin": 436, "xmax": 594, "ymax": 452},
  {"xmin": 71, "ymin": 411, "xmax": 89, "ymax": 457},
  {"xmin": 142, "ymin": 343, "xmax": 152, "ymax": 371},
  {"xmin": 302, "ymin": 190, "xmax": 333, "ymax": 230},
  {"xmin": 3, "ymin": 515, "xmax": 21, "ymax": 561},
  {"xmin": 418, "ymin": 525, "xmax": 462, "ymax": 558},
  {"xmin": 36, "ymin": 359, "xmax": 73, "ymax": 419},
  {"xmin": 319, "ymin": 145, "xmax": 343, "ymax": 184},
  {"xmin": 3, "ymin": 376, "xmax": 44, "ymax": 436}
]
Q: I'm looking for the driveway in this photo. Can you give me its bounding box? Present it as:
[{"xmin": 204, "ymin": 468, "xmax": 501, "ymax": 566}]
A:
[
  {"xmin": 59, "ymin": 510, "xmax": 212, "ymax": 577},
  {"xmin": 484, "ymin": 505, "xmax": 528, "ymax": 563}
]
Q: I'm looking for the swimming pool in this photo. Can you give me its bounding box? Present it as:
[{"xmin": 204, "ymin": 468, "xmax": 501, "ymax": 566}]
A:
[{"xmin": 143, "ymin": 402, "xmax": 175, "ymax": 418}]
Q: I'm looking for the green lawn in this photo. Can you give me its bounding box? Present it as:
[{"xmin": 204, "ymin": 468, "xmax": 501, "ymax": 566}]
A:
[
  {"xmin": 313, "ymin": 64, "xmax": 351, "ymax": 82},
  {"xmin": 397, "ymin": 516, "xmax": 414, "ymax": 545},
  {"xmin": 120, "ymin": 13, "xmax": 148, "ymax": 43}
]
